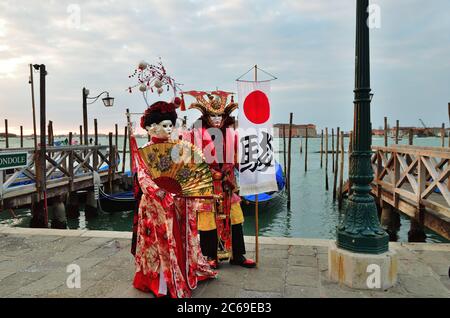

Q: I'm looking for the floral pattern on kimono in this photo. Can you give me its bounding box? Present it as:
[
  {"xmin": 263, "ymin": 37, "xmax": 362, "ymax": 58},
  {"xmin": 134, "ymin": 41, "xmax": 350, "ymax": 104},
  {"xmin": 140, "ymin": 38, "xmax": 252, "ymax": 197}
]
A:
[{"xmin": 130, "ymin": 134, "xmax": 216, "ymax": 298}]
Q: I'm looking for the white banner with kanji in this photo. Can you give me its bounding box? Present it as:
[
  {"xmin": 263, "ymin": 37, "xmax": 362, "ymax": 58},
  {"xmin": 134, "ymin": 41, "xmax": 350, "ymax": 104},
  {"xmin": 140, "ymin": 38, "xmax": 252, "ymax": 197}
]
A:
[{"xmin": 237, "ymin": 81, "xmax": 278, "ymax": 196}]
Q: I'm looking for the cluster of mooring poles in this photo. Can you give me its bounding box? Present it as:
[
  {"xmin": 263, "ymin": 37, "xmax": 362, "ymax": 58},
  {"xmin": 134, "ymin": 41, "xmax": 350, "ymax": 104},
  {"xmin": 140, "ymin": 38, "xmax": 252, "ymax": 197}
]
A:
[{"xmin": 0, "ymin": 64, "xmax": 128, "ymax": 229}]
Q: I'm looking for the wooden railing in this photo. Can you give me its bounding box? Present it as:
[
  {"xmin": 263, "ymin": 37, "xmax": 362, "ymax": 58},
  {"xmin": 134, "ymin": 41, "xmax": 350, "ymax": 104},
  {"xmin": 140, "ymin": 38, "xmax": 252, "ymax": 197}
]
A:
[
  {"xmin": 371, "ymin": 145, "xmax": 450, "ymax": 238},
  {"xmin": 0, "ymin": 145, "xmax": 118, "ymax": 203}
]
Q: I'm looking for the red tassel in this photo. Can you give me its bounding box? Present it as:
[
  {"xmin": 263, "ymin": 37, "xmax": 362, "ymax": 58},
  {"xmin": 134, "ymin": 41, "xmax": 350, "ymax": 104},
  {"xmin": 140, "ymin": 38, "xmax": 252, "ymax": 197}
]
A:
[{"xmin": 180, "ymin": 93, "xmax": 186, "ymax": 111}]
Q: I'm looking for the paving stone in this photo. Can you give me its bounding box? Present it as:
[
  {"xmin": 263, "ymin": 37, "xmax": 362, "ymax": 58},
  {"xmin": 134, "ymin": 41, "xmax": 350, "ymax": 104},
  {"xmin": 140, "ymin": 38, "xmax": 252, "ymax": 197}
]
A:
[
  {"xmin": 0, "ymin": 258, "xmax": 33, "ymax": 272},
  {"xmin": 0, "ymin": 272, "xmax": 47, "ymax": 296},
  {"xmin": 288, "ymin": 255, "xmax": 318, "ymax": 268},
  {"xmin": 84, "ymin": 240, "xmax": 124, "ymax": 258},
  {"xmin": 103, "ymin": 267, "xmax": 135, "ymax": 283},
  {"xmin": 314, "ymin": 246, "xmax": 329, "ymax": 255},
  {"xmin": 416, "ymin": 251, "xmax": 450, "ymax": 264},
  {"xmin": 258, "ymin": 256, "xmax": 288, "ymax": 269},
  {"xmin": 398, "ymin": 259, "xmax": 438, "ymax": 277},
  {"xmin": 215, "ymin": 266, "xmax": 249, "ymax": 287},
  {"xmin": 237, "ymin": 290, "xmax": 282, "ymax": 298},
  {"xmin": 258, "ymin": 247, "xmax": 289, "ymax": 259},
  {"xmin": 243, "ymin": 268, "xmax": 285, "ymax": 293},
  {"xmin": 0, "ymin": 270, "xmax": 16, "ymax": 281},
  {"xmin": 394, "ymin": 247, "xmax": 419, "ymax": 260},
  {"xmin": 421, "ymin": 262, "xmax": 449, "ymax": 277},
  {"xmin": 288, "ymin": 246, "xmax": 316, "ymax": 256},
  {"xmin": 46, "ymin": 278, "xmax": 99, "ymax": 298},
  {"xmin": 72, "ymin": 257, "xmax": 106, "ymax": 271},
  {"xmin": 79, "ymin": 237, "xmax": 114, "ymax": 246},
  {"xmin": 82, "ymin": 264, "xmax": 115, "ymax": 282},
  {"xmin": 24, "ymin": 260, "xmax": 67, "ymax": 273},
  {"xmin": 1, "ymin": 232, "xmax": 450, "ymax": 298},
  {"xmin": 48, "ymin": 244, "xmax": 100, "ymax": 263},
  {"xmin": 365, "ymin": 290, "xmax": 414, "ymax": 298},
  {"xmin": 17, "ymin": 272, "xmax": 67, "ymax": 295},
  {"xmin": 317, "ymin": 254, "xmax": 328, "ymax": 272},
  {"xmin": 110, "ymin": 284, "xmax": 153, "ymax": 298},
  {"xmin": 285, "ymin": 285, "xmax": 320, "ymax": 298},
  {"xmin": 319, "ymin": 281, "xmax": 366, "ymax": 298},
  {"xmin": 196, "ymin": 282, "xmax": 241, "ymax": 298},
  {"xmin": 439, "ymin": 275, "xmax": 450, "ymax": 292},
  {"xmin": 398, "ymin": 274, "xmax": 450, "ymax": 297},
  {"xmin": 82, "ymin": 279, "xmax": 125, "ymax": 298},
  {"xmin": 286, "ymin": 266, "xmax": 319, "ymax": 288}
]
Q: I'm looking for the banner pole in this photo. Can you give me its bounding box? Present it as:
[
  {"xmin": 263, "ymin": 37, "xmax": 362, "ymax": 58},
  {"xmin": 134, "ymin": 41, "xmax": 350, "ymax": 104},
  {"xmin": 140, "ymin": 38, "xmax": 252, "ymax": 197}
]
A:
[{"xmin": 254, "ymin": 64, "xmax": 259, "ymax": 268}]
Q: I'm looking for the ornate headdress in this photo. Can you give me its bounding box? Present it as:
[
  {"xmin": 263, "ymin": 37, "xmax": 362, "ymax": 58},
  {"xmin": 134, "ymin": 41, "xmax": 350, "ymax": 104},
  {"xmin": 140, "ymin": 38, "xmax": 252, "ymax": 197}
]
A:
[
  {"xmin": 140, "ymin": 99, "xmax": 180, "ymax": 129},
  {"xmin": 182, "ymin": 90, "xmax": 238, "ymax": 116}
]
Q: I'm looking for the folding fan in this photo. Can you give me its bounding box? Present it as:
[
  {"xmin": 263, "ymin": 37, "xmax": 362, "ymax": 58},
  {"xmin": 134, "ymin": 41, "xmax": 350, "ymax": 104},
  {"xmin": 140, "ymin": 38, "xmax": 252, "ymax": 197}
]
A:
[{"xmin": 138, "ymin": 140, "xmax": 213, "ymax": 197}]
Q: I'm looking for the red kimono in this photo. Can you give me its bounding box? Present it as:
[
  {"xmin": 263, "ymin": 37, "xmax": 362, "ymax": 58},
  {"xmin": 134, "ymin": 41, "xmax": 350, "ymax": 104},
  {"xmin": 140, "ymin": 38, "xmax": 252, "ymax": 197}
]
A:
[{"xmin": 130, "ymin": 134, "xmax": 216, "ymax": 298}]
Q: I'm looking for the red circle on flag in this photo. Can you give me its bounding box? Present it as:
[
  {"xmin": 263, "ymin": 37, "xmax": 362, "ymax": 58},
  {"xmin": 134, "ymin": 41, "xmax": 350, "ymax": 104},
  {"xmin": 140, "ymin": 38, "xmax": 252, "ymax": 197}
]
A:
[{"xmin": 243, "ymin": 90, "xmax": 270, "ymax": 124}]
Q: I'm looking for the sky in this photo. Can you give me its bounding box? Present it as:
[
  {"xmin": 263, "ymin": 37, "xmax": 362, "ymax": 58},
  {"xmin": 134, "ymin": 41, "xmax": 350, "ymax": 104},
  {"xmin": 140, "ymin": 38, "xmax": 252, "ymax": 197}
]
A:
[{"xmin": 0, "ymin": 0, "xmax": 449, "ymax": 134}]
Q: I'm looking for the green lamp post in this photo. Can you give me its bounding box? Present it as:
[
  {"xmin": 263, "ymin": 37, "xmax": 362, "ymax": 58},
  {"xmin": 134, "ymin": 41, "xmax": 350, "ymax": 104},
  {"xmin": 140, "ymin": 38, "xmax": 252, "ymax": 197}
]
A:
[{"xmin": 336, "ymin": 0, "xmax": 389, "ymax": 254}]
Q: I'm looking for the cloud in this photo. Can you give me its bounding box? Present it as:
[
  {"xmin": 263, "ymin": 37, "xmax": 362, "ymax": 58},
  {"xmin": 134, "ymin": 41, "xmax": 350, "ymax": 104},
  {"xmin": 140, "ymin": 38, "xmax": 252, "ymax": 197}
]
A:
[{"xmin": 0, "ymin": 0, "xmax": 449, "ymax": 134}]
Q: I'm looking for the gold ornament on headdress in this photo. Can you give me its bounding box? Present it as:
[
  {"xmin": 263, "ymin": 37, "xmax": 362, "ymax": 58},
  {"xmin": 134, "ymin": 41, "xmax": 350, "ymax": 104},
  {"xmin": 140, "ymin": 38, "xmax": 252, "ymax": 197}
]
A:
[{"xmin": 182, "ymin": 90, "xmax": 238, "ymax": 116}]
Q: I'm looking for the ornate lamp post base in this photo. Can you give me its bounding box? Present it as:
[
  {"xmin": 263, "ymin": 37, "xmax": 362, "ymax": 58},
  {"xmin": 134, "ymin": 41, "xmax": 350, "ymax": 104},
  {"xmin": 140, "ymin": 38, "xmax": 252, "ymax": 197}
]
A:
[
  {"xmin": 328, "ymin": 242, "xmax": 398, "ymax": 290},
  {"xmin": 337, "ymin": 191, "xmax": 389, "ymax": 254}
]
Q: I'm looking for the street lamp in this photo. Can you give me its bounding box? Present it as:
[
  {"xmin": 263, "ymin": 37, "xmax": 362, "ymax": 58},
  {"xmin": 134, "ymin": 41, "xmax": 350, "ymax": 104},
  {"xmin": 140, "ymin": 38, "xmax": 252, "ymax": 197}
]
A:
[
  {"xmin": 82, "ymin": 87, "xmax": 115, "ymax": 145},
  {"xmin": 336, "ymin": 0, "xmax": 389, "ymax": 254}
]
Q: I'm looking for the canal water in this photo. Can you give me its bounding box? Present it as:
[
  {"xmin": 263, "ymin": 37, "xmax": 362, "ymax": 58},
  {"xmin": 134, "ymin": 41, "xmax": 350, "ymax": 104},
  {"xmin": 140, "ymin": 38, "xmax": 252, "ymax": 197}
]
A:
[{"xmin": 1, "ymin": 135, "xmax": 449, "ymax": 243}]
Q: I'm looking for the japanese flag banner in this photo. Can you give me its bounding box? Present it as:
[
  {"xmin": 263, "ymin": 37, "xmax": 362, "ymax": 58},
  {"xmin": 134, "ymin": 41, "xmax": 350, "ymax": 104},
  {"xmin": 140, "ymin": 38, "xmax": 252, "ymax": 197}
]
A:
[{"xmin": 237, "ymin": 81, "xmax": 278, "ymax": 196}]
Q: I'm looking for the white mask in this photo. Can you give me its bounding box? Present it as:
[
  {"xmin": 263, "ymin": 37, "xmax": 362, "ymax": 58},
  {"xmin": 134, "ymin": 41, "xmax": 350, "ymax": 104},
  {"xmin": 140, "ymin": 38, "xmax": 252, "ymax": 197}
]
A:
[
  {"xmin": 146, "ymin": 120, "xmax": 174, "ymax": 139},
  {"xmin": 209, "ymin": 115, "xmax": 223, "ymax": 128}
]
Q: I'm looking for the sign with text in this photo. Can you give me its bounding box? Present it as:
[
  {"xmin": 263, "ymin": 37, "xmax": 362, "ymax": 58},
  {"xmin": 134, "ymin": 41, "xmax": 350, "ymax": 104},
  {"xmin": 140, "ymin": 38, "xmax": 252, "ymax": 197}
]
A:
[{"xmin": 0, "ymin": 152, "xmax": 28, "ymax": 170}]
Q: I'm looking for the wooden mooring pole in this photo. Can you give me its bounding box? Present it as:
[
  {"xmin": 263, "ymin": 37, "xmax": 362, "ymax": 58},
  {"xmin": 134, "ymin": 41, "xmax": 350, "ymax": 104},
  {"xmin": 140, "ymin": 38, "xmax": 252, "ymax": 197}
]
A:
[
  {"xmin": 320, "ymin": 129, "xmax": 323, "ymax": 169},
  {"xmin": 395, "ymin": 120, "xmax": 400, "ymax": 144},
  {"xmin": 348, "ymin": 131, "xmax": 353, "ymax": 196},
  {"xmin": 384, "ymin": 117, "xmax": 388, "ymax": 147},
  {"xmin": 31, "ymin": 64, "xmax": 48, "ymax": 229},
  {"xmin": 4, "ymin": 119, "xmax": 9, "ymax": 148},
  {"xmin": 79, "ymin": 125, "xmax": 83, "ymax": 145},
  {"xmin": 122, "ymin": 126, "xmax": 128, "ymax": 174},
  {"xmin": 441, "ymin": 123, "xmax": 445, "ymax": 148},
  {"xmin": 108, "ymin": 132, "xmax": 114, "ymax": 192},
  {"xmin": 338, "ymin": 131, "xmax": 345, "ymax": 209},
  {"xmin": 300, "ymin": 137, "xmax": 303, "ymax": 154},
  {"xmin": 331, "ymin": 128, "xmax": 335, "ymax": 173},
  {"xmin": 325, "ymin": 128, "xmax": 329, "ymax": 191},
  {"xmin": 20, "ymin": 126, "xmax": 24, "ymax": 148},
  {"xmin": 115, "ymin": 123, "xmax": 119, "ymax": 161},
  {"xmin": 48, "ymin": 120, "xmax": 54, "ymax": 146},
  {"xmin": 333, "ymin": 127, "xmax": 340, "ymax": 201},
  {"xmin": 94, "ymin": 119, "xmax": 98, "ymax": 145},
  {"xmin": 448, "ymin": 103, "xmax": 450, "ymax": 147},
  {"xmin": 287, "ymin": 113, "xmax": 293, "ymax": 210},
  {"xmin": 304, "ymin": 127, "xmax": 308, "ymax": 172},
  {"xmin": 283, "ymin": 125, "xmax": 287, "ymax": 176}
]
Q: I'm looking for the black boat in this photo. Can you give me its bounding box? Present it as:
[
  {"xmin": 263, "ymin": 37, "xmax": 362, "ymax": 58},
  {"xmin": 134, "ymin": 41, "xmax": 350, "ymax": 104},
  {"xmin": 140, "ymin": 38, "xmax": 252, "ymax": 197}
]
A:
[{"xmin": 98, "ymin": 187, "xmax": 135, "ymax": 213}]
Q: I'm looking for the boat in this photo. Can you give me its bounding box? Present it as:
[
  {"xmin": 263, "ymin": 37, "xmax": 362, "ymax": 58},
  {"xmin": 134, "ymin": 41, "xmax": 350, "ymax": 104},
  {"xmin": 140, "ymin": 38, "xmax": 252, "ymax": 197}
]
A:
[
  {"xmin": 98, "ymin": 186, "xmax": 135, "ymax": 213},
  {"xmin": 240, "ymin": 162, "xmax": 286, "ymax": 207}
]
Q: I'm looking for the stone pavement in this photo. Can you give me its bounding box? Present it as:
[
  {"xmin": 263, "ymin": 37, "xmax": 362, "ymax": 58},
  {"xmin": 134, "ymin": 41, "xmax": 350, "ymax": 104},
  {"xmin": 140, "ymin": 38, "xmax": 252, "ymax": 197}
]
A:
[{"xmin": 0, "ymin": 227, "xmax": 449, "ymax": 298}]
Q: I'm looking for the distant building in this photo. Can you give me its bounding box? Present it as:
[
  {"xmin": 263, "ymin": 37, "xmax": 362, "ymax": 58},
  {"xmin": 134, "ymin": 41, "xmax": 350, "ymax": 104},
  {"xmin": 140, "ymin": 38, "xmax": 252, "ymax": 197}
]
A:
[
  {"xmin": 273, "ymin": 124, "xmax": 318, "ymax": 138},
  {"xmin": 371, "ymin": 127, "xmax": 447, "ymax": 138}
]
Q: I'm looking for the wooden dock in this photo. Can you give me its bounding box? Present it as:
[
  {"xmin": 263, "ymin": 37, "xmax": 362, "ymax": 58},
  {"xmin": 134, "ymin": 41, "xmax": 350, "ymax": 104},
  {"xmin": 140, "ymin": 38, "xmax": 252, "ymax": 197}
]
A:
[
  {"xmin": 343, "ymin": 145, "xmax": 450, "ymax": 240},
  {"xmin": 0, "ymin": 144, "xmax": 124, "ymax": 211}
]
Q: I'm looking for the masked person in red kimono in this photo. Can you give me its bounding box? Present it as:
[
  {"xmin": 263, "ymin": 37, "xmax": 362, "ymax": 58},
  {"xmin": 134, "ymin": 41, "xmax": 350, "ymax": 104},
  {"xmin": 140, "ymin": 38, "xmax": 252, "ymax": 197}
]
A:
[
  {"xmin": 183, "ymin": 90, "xmax": 256, "ymax": 269},
  {"xmin": 130, "ymin": 99, "xmax": 216, "ymax": 298}
]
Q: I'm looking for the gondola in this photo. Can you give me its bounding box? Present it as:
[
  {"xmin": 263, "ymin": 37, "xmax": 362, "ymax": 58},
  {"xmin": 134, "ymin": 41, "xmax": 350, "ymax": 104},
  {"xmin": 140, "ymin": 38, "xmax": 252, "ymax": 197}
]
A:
[
  {"xmin": 98, "ymin": 187, "xmax": 135, "ymax": 213},
  {"xmin": 240, "ymin": 162, "xmax": 286, "ymax": 207}
]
